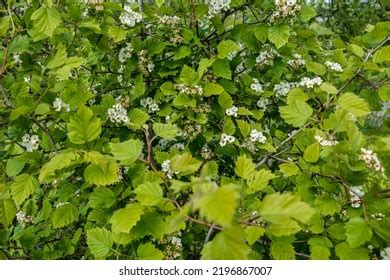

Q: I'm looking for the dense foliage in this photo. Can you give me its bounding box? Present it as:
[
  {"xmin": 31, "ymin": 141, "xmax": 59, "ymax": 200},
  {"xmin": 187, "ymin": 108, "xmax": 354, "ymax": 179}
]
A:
[{"xmin": 0, "ymin": 0, "xmax": 389, "ymax": 260}]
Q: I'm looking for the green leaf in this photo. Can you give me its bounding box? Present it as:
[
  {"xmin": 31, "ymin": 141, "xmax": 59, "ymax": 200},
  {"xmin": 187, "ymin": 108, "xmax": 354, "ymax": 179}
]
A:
[
  {"xmin": 314, "ymin": 194, "xmax": 341, "ymax": 216},
  {"xmin": 79, "ymin": 19, "xmax": 101, "ymax": 32},
  {"xmin": 88, "ymin": 187, "xmax": 116, "ymax": 209},
  {"xmin": 345, "ymin": 217, "xmax": 373, "ymax": 248},
  {"xmin": 137, "ymin": 242, "xmax": 164, "ymax": 260},
  {"xmin": 268, "ymin": 24, "xmax": 290, "ymax": 49},
  {"xmin": 110, "ymin": 204, "xmax": 144, "ymax": 234},
  {"xmin": 270, "ymin": 237, "xmax": 295, "ymax": 260},
  {"xmin": 279, "ymin": 162, "xmax": 300, "ymax": 176},
  {"xmin": 247, "ymin": 169, "xmax": 276, "ymax": 193},
  {"xmin": 179, "ymin": 65, "xmax": 198, "ymax": 85},
  {"xmin": 244, "ymin": 226, "xmax": 265, "ymax": 245},
  {"xmin": 134, "ymin": 182, "xmax": 163, "ymax": 206},
  {"xmin": 198, "ymin": 186, "xmax": 239, "ymax": 227},
  {"xmin": 170, "ymin": 153, "xmax": 202, "ymax": 174},
  {"xmin": 198, "ymin": 58, "xmax": 215, "ymax": 77},
  {"xmin": 6, "ymin": 158, "xmax": 25, "ymax": 177},
  {"xmin": 153, "ymin": 123, "xmax": 178, "ymax": 140},
  {"xmin": 235, "ymin": 155, "xmax": 255, "ymax": 180},
  {"xmin": 335, "ymin": 242, "xmax": 369, "ymax": 260},
  {"xmin": 373, "ymin": 46, "xmax": 390, "ymax": 63},
  {"xmin": 129, "ymin": 108, "xmax": 149, "ymax": 127},
  {"xmin": 39, "ymin": 152, "xmax": 78, "ymax": 183},
  {"xmin": 201, "ymin": 227, "xmax": 249, "ymax": 260},
  {"xmin": 349, "ymin": 44, "xmax": 364, "ymax": 58},
  {"xmin": 173, "ymin": 46, "xmax": 192, "ymax": 60},
  {"xmin": 267, "ymin": 220, "xmax": 301, "ymax": 236},
  {"xmin": 218, "ymin": 91, "xmax": 234, "ymax": 109},
  {"xmin": 46, "ymin": 45, "xmax": 67, "ymax": 69},
  {"xmin": 217, "ymin": 40, "xmax": 239, "ymax": 59},
  {"xmin": 259, "ymin": 192, "xmax": 315, "ymax": 224},
  {"xmin": 109, "ymin": 139, "xmax": 143, "ymax": 165},
  {"xmin": 212, "ymin": 59, "xmax": 231, "ymax": 79},
  {"xmin": 107, "ymin": 26, "xmax": 126, "ymax": 43},
  {"xmin": 299, "ymin": 5, "xmax": 317, "ymax": 22},
  {"xmin": 308, "ymin": 236, "xmax": 332, "ymax": 260},
  {"xmin": 11, "ymin": 174, "xmax": 39, "ymax": 206},
  {"xmin": 304, "ymin": 142, "xmax": 320, "ymax": 163},
  {"xmin": 204, "ymin": 83, "xmax": 224, "ymax": 97},
  {"xmin": 87, "ymin": 228, "xmax": 113, "ymax": 259},
  {"xmin": 84, "ymin": 161, "xmax": 120, "ymax": 186},
  {"xmin": 0, "ymin": 198, "xmax": 16, "ymax": 226},
  {"xmin": 337, "ymin": 92, "xmax": 370, "ymax": 117},
  {"xmin": 52, "ymin": 204, "xmax": 78, "ymax": 228},
  {"xmin": 68, "ymin": 106, "xmax": 101, "ymax": 144},
  {"xmin": 279, "ymin": 100, "xmax": 313, "ymax": 127},
  {"xmin": 9, "ymin": 35, "xmax": 30, "ymax": 53},
  {"xmin": 306, "ymin": 62, "xmax": 327, "ymax": 75},
  {"xmin": 30, "ymin": 7, "xmax": 61, "ymax": 37},
  {"xmin": 156, "ymin": 0, "xmax": 165, "ymax": 8}
]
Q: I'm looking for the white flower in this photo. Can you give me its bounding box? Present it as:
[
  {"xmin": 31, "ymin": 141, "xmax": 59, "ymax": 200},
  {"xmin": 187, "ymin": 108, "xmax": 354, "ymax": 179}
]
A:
[
  {"xmin": 158, "ymin": 15, "xmax": 180, "ymax": 26},
  {"xmin": 13, "ymin": 53, "xmax": 22, "ymax": 64},
  {"xmin": 287, "ymin": 54, "xmax": 305, "ymax": 68},
  {"xmin": 118, "ymin": 43, "xmax": 133, "ymax": 63},
  {"xmin": 256, "ymin": 98, "xmax": 269, "ymax": 111},
  {"xmin": 21, "ymin": 134, "xmax": 40, "ymax": 152},
  {"xmin": 140, "ymin": 97, "xmax": 159, "ymax": 113},
  {"xmin": 272, "ymin": 0, "xmax": 301, "ymax": 21},
  {"xmin": 16, "ymin": 211, "xmax": 35, "ymax": 228},
  {"xmin": 24, "ymin": 76, "xmax": 31, "ymax": 83},
  {"xmin": 325, "ymin": 61, "xmax": 343, "ymax": 72},
  {"xmin": 274, "ymin": 81, "xmax": 295, "ymax": 97},
  {"xmin": 55, "ymin": 202, "xmax": 70, "ymax": 208},
  {"xmin": 314, "ymin": 134, "xmax": 338, "ymax": 146},
  {"xmin": 119, "ymin": 5, "xmax": 142, "ymax": 27},
  {"xmin": 226, "ymin": 106, "xmax": 238, "ymax": 117},
  {"xmin": 299, "ymin": 76, "xmax": 323, "ymax": 88},
  {"xmin": 206, "ymin": 0, "xmax": 231, "ymax": 19},
  {"xmin": 256, "ymin": 49, "xmax": 278, "ymax": 66},
  {"xmin": 250, "ymin": 129, "xmax": 267, "ymax": 144},
  {"xmin": 53, "ymin": 97, "xmax": 71, "ymax": 112},
  {"xmin": 380, "ymin": 247, "xmax": 390, "ymax": 260},
  {"xmin": 250, "ymin": 78, "xmax": 264, "ymax": 93},
  {"xmin": 107, "ymin": 103, "xmax": 129, "ymax": 124},
  {"xmin": 359, "ymin": 148, "xmax": 385, "ymax": 173},
  {"xmin": 219, "ymin": 133, "xmax": 235, "ymax": 146},
  {"xmin": 161, "ymin": 160, "xmax": 178, "ymax": 179}
]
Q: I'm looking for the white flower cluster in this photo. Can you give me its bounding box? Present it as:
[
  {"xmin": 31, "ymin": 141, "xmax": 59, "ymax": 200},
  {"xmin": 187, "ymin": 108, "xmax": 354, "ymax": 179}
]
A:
[
  {"xmin": 158, "ymin": 15, "xmax": 180, "ymax": 26},
  {"xmin": 138, "ymin": 50, "xmax": 154, "ymax": 75},
  {"xmin": 299, "ymin": 77, "xmax": 323, "ymax": 88},
  {"xmin": 140, "ymin": 97, "xmax": 159, "ymax": 113},
  {"xmin": 206, "ymin": 0, "xmax": 231, "ymax": 19},
  {"xmin": 314, "ymin": 134, "xmax": 339, "ymax": 146},
  {"xmin": 325, "ymin": 61, "xmax": 343, "ymax": 72},
  {"xmin": 21, "ymin": 134, "xmax": 40, "ymax": 152},
  {"xmin": 287, "ymin": 54, "xmax": 306, "ymax": 68},
  {"xmin": 256, "ymin": 48, "xmax": 278, "ymax": 67},
  {"xmin": 16, "ymin": 211, "xmax": 35, "ymax": 228},
  {"xmin": 359, "ymin": 148, "xmax": 384, "ymax": 173},
  {"xmin": 118, "ymin": 43, "xmax": 133, "ymax": 63},
  {"xmin": 119, "ymin": 5, "xmax": 142, "ymax": 27},
  {"xmin": 107, "ymin": 103, "xmax": 129, "ymax": 124},
  {"xmin": 13, "ymin": 53, "xmax": 22, "ymax": 64},
  {"xmin": 349, "ymin": 186, "xmax": 364, "ymax": 208},
  {"xmin": 161, "ymin": 160, "xmax": 178, "ymax": 179},
  {"xmin": 53, "ymin": 97, "xmax": 70, "ymax": 112},
  {"xmin": 250, "ymin": 78, "xmax": 264, "ymax": 93},
  {"xmin": 175, "ymin": 83, "xmax": 203, "ymax": 96},
  {"xmin": 201, "ymin": 144, "xmax": 214, "ymax": 160},
  {"xmin": 219, "ymin": 133, "xmax": 235, "ymax": 147},
  {"xmin": 172, "ymin": 143, "xmax": 185, "ymax": 150},
  {"xmin": 257, "ymin": 98, "xmax": 269, "ymax": 111},
  {"xmin": 271, "ymin": 0, "xmax": 301, "ymax": 22},
  {"xmin": 225, "ymin": 106, "xmax": 238, "ymax": 117},
  {"xmin": 370, "ymin": 213, "xmax": 385, "ymax": 221},
  {"xmin": 274, "ymin": 81, "xmax": 295, "ymax": 97},
  {"xmin": 250, "ymin": 129, "xmax": 267, "ymax": 144},
  {"xmin": 380, "ymin": 247, "xmax": 390, "ymax": 260},
  {"xmin": 154, "ymin": 232, "xmax": 183, "ymax": 260}
]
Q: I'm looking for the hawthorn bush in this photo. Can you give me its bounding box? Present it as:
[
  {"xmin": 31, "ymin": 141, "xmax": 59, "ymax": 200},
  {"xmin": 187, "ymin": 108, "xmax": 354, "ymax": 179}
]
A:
[{"xmin": 0, "ymin": 0, "xmax": 389, "ymax": 260}]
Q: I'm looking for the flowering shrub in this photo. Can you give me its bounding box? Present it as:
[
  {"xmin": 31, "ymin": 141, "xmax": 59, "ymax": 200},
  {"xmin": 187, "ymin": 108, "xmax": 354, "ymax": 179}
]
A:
[{"xmin": 0, "ymin": 0, "xmax": 389, "ymax": 260}]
